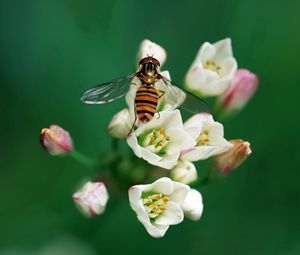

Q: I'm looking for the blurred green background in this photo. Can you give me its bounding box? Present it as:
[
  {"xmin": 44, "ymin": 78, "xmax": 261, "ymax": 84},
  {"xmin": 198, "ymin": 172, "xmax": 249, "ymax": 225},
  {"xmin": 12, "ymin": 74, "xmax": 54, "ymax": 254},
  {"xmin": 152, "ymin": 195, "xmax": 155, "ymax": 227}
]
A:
[{"xmin": 1, "ymin": 0, "xmax": 300, "ymax": 254}]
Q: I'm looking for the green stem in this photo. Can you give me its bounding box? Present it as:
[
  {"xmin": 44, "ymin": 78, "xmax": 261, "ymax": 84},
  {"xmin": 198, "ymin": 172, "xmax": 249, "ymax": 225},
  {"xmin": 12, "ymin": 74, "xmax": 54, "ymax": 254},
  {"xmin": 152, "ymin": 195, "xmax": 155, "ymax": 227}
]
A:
[{"xmin": 70, "ymin": 150, "xmax": 96, "ymax": 168}]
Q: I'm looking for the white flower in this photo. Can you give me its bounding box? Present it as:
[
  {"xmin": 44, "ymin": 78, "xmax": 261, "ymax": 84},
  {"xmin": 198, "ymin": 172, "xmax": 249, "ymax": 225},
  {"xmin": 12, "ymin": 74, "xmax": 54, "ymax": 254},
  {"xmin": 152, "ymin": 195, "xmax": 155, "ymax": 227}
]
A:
[
  {"xmin": 181, "ymin": 113, "xmax": 233, "ymax": 161},
  {"xmin": 182, "ymin": 189, "xmax": 203, "ymax": 221},
  {"xmin": 107, "ymin": 108, "xmax": 133, "ymax": 139},
  {"xmin": 137, "ymin": 39, "xmax": 167, "ymax": 67},
  {"xmin": 185, "ymin": 38, "xmax": 237, "ymax": 97},
  {"xmin": 128, "ymin": 177, "xmax": 190, "ymax": 238},
  {"xmin": 127, "ymin": 110, "xmax": 196, "ymax": 169},
  {"xmin": 170, "ymin": 160, "xmax": 198, "ymax": 184},
  {"xmin": 72, "ymin": 181, "xmax": 109, "ymax": 217}
]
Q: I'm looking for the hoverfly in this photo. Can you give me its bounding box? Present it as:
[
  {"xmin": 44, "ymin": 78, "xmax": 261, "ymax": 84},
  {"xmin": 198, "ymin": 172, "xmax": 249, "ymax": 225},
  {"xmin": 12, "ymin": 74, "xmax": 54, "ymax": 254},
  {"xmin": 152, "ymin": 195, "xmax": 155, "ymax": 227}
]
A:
[{"xmin": 81, "ymin": 56, "xmax": 209, "ymax": 129}]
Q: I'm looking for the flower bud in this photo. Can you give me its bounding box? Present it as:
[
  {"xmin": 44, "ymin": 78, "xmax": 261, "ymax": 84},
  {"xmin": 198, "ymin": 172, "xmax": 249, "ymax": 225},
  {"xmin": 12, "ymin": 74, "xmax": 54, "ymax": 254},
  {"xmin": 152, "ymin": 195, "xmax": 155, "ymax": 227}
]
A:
[
  {"xmin": 107, "ymin": 108, "xmax": 132, "ymax": 139},
  {"xmin": 73, "ymin": 181, "xmax": 109, "ymax": 217},
  {"xmin": 137, "ymin": 39, "xmax": 167, "ymax": 67},
  {"xmin": 182, "ymin": 189, "xmax": 203, "ymax": 221},
  {"xmin": 213, "ymin": 139, "xmax": 251, "ymax": 175},
  {"xmin": 218, "ymin": 69, "xmax": 259, "ymax": 115},
  {"xmin": 170, "ymin": 160, "xmax": 198, "ymax": 184},
  {"xmin": 40, "ymin": 124, "xmax": 73, "ymax": 155}
]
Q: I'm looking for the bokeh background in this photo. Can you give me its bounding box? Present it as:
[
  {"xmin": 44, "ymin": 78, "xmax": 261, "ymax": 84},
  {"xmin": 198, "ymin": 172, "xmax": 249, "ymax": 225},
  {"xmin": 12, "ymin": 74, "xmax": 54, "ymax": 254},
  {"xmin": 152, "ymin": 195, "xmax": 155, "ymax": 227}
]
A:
[{"xmin": 1, "ymin": 0, "xmax": 300, "ymax": 254}]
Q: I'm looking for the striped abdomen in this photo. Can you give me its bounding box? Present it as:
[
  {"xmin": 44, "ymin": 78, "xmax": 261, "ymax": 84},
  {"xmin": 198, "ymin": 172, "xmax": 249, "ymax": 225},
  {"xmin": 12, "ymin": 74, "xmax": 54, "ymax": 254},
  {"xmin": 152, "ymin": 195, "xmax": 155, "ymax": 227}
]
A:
[{"xmin": 135, "ymin": 85, "xmax": 158, "ymax": 123}]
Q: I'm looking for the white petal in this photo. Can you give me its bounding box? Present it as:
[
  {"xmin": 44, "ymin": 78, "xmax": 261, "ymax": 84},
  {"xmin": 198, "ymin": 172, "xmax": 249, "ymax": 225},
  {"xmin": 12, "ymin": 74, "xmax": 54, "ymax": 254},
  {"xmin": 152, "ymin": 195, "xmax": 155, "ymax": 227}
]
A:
[
  {"xmin": 145, "ymin": 177, "xmax": 174, "ymax": 195},
  {"xmin": 182, "ymin": 189, "xmax": 203, "ymax": 221},
  {"xmin": 137, "ymin": 39, "xmax": 167, "ymax": 67},
  {"xmin": 128, "ymin": 185, "xmax": 148, "ymax": 210},
  {"xmin": 139, "ymin": 146, "xmax": 163, "ymax": 166},
  {"xmin": 181, "ymin": 146, "xmax": 220, "ymax": 161},
  {"xmin": 213, "ymin": 38, "xmax": 233, "ymax": 60},
  {"xmin": 169, "ymin": 181, "xmax": 190, "ymax": 205},
  {"xmin": 155, "ymin": 201, "xmax": 184, "ymax": 225},
  {"xmin": 184, "ymin": 113, "xmax": 213, "ymax": 129},
  {"xmin": 156, "ymin": 156, "xmax": 179, "ymax": 169},
  {"xmin": 219, "ymin": 57, "xmax": 237, "ymax": 79},
  {"xmin": 127, "ymin": 134, "xmax": 142, "ymax": 158},
  {"xmin": 198, "ymin": 76, "xmax": 231, "ymax": 96},
  {"xmin": 166, "ymin": 127, "xmax": 196, "ymax": 153},
  {"xmin": 197, "ymin": 42, "xmax": 216, "ymax": 60},
  {"xmin": 107, "ymin": 108, "xmax": 133, "ymax": 139},
  {"xmin": 144, "ymin": 222, "xmax": 169, "ymax": 238}
]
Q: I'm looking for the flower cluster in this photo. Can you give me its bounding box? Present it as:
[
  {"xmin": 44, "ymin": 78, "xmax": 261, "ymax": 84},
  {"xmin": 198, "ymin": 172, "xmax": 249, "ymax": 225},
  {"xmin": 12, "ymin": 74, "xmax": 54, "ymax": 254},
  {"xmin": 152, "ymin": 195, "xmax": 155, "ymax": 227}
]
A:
[{"xmin": 40, "ymin": 39, "xmax": 258, "ymax": 238}]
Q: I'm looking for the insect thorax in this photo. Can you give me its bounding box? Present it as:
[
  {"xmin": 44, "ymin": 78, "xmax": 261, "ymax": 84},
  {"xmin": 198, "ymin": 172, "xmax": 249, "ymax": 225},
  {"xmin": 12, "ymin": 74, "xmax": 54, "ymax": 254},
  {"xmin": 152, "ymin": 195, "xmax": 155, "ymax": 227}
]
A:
[{"xmin": 138, "ymin": 62, "xmax": 160, "ymax": 85}]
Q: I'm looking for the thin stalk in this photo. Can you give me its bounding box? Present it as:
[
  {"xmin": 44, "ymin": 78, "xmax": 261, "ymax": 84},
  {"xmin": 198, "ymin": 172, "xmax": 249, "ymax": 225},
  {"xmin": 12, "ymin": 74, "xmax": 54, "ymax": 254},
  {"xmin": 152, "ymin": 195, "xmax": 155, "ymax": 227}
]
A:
[{"xmin": 70, "ymin": 150, "xmax": 96, "ymax": 168}]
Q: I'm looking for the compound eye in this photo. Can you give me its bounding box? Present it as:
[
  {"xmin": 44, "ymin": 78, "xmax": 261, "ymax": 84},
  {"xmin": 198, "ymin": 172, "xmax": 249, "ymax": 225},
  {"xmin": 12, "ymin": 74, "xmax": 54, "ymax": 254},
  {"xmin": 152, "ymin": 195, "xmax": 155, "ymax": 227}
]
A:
[
  {"xmin": 151, "ymin": 57, "xmax": 160, "ymax": 66},
  {"xmin": 139, "ymin": 57, "xmax": 149, "ymax": 65}
]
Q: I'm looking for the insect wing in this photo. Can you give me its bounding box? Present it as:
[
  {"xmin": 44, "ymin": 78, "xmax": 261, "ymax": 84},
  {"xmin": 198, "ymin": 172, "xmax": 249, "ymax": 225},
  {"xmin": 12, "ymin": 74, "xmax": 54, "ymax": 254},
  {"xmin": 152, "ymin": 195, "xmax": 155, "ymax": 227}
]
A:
[
  {"xmin": 81, "ymin": 73, "xmax": 136, "ymax": 104},
  {"xmin": 161, "ymin": 76, "xmax": 210, "ymax": 113}
]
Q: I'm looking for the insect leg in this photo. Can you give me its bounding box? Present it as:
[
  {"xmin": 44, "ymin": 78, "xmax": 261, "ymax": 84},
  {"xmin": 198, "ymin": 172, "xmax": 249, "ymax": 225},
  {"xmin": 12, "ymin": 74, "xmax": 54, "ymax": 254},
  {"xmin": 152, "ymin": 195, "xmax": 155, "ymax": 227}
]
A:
[
  {"xmin": 156, "ymin": 112, "xmax": 161, "ymax": 119},
  {"xmin": 157, "ymin": 89, "xmax": 165, "ymax": 99},
  {"xmin": 128, "ymin": 113, "xmax": 137, "ymax": 135}
]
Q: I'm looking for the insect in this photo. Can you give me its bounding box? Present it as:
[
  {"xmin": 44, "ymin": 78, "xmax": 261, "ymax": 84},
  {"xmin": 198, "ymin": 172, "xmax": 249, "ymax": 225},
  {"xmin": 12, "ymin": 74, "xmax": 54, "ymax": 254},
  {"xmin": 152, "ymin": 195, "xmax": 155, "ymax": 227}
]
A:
[{"xmin": 81, "ymin": 56, "xmax": 209, "ymax": 129}]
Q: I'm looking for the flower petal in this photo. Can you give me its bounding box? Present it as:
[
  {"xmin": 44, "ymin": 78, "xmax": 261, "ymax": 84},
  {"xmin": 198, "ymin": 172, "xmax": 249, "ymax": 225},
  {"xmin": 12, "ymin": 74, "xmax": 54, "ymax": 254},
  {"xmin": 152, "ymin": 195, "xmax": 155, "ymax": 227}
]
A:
[
  {"xmin": 137, "ymin": 39, "xmax": 167, "ymax": 67},
  {"xmin": 155, "ymin": 201, "xmax": 184, "ymax": 225},
  {"xmin": 182, "ymin": 189, "xmax": 203, "ymax": 221},
  {"xmin": 145, "ymin": 177, "xmax": 174, "ymax": 195}
]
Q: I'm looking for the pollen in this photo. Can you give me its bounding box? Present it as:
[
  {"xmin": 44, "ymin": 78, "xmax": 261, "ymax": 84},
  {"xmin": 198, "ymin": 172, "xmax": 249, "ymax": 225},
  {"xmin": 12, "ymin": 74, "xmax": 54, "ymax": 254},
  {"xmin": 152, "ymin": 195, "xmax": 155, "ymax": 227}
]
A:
[
  {"xmin": 143, "ymin": 193, "xmax": 169, "ymax": 219},
  {"xmin": 203, "ymin": 60, "xmax": 221, "ymax": 74},
  {"xmin": 197, "ymin": 130, "xmax": 210, "ymax": 146},
  {"xmin": 146, "ymin": 128, "xmax": 170, "ymax": 153}
]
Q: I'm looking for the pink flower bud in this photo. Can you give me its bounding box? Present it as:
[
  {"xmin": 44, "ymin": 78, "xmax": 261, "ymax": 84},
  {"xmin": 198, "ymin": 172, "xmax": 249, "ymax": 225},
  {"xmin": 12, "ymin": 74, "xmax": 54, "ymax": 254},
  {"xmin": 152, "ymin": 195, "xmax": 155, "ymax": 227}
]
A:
[
  {"xmin": 73, "ymin": 181, "xmax": 109, "ymax": 217},
  {"xmin": 40, "ymin": 124, "xmax": 73, "ymax": 155},
  {"xmin": 213, "ymin": 139, "xmax": 251, "ymax": 175},
  {"xmin": 218, "ymin": 69, "xmax": 259, "ymax": 114}
]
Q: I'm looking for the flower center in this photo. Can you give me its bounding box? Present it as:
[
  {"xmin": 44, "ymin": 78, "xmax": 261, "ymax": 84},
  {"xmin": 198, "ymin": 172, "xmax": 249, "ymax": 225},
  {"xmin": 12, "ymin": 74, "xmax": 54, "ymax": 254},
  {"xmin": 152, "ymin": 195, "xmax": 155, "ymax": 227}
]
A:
[
  {"xmin": 143, "ymin": 193, "xmax": 169, "ymax": 219},
  {"xmin": 197, "ymin": 130, "xmax": 210, "ymax": 146},
  {"xmin": 203, "ymin": 60, "xmax": 221, "ymax": 74},
  {"xmin": 143, "ymin": 128, "xmax": 170, "ymax": 154}
]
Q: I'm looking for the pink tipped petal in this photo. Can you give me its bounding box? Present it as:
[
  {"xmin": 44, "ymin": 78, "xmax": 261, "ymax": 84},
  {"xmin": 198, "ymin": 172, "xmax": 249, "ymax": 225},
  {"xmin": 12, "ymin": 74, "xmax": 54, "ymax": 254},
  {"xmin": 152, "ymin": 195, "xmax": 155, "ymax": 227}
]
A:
[{"xmin": 219, "ymin": 69, "xmax": 259, "ymax": 113}]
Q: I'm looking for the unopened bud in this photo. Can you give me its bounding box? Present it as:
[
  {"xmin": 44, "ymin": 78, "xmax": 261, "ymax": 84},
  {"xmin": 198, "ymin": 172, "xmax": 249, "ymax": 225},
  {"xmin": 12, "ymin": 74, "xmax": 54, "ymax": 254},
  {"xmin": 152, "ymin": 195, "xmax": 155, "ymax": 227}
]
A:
[
  {"xmin": 218, "ymin": 69, "xmax": 259, "ymax": 115},
  {"xmin": 107, "ymin": 108, "xmax": 132, "ymax": 139},
  {"xmin": 214, "ymin": 139, "xmax": 251, "ymax": 175},
  {"xmin": 73, "ymin": 181, "xmax": 109, "ymax": 217},
  {"xmin": 40, "ymin": 124, "xmax": 73, "ymax": 155},
  {"xmin": 170, "ymin": 160, "xmax": 198, "ymax": 184},
  {"xmin": 182, "ymin": 189, "xmax": 203, "ymax": 221}
]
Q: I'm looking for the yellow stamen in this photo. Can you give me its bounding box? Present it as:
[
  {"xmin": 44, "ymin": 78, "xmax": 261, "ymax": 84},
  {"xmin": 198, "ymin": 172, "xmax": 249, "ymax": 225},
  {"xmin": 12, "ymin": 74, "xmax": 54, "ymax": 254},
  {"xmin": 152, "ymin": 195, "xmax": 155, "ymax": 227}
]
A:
[
  {"xmin": 143, "ymin": 193, "xmax": 170, "ymax": 219},
  {"xmin": 197, "ymin": 130, "xmax": 210, "ymax": 146},
  {"xmin": 203, "ymin": 60, "xmax": 221, "ymax": 74},
  {"xmin": 144, "ymin": 128, "xmax": 171, "ymax": 153}
]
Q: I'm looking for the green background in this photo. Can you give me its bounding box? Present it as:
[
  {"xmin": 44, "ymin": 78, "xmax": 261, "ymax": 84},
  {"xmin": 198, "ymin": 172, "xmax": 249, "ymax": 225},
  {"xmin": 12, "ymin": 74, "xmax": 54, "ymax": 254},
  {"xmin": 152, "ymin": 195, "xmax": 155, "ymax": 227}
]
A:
[{"xmin": 1, "ymin": 0, "xmax": 299, "ymax": 254}]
